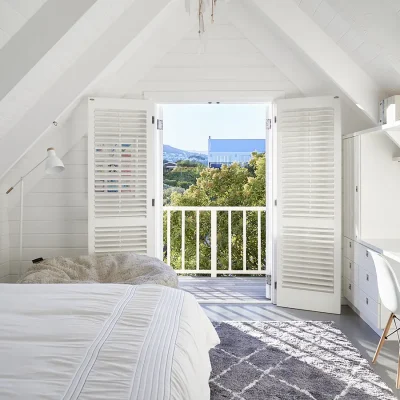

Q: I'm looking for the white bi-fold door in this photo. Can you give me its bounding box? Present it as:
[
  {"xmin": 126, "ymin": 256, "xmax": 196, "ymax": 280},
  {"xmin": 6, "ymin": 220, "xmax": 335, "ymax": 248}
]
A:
[
  {"xmin": 88, "ymin": 98, "xmax": 156, "ymax": 256},
  {"xmin": 276, "ymin": 96, "xmax": 342, "ymax": 314}
]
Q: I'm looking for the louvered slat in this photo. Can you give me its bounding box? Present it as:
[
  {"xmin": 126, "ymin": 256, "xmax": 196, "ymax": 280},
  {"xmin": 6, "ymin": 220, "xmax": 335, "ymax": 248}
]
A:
[
  {"xmin": 88, "ymin": 98, "xmax": 155, "ymax": 256},
  {"xmin": 276, "ymin": 97, "xmax": 341, "ymax": 314}
]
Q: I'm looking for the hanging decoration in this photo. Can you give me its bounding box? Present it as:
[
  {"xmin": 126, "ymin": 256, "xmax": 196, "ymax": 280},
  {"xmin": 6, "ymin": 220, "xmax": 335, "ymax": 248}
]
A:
[{"xmin": 186, "ymin": 0, "xmax": 218, "ymax": 36}]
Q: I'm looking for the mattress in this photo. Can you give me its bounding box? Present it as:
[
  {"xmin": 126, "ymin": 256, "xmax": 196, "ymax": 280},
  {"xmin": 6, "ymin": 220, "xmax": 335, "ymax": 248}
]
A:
[{"xmin": 0, "ymin": 284, "xmax": 219, "ymax": 400}]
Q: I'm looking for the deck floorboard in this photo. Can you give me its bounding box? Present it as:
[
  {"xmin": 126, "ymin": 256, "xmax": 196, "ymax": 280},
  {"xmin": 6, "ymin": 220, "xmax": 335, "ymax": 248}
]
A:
[{"xmin": 178, "ymin": 277, "xmax": 269, "ymax": 303}]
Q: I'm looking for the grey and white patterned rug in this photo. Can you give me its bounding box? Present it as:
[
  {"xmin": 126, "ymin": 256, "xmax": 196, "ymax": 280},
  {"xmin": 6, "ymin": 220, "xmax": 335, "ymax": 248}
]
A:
[{"xmin": 210, "ymin": 321, "xmax": 396, "ymax": 400}]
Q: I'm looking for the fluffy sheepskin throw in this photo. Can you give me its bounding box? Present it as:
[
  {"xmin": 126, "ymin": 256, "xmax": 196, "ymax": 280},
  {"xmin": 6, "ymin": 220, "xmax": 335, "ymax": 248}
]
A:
[{"xmin": 18, "ymin": 253, "xmax": 179, "ymax": 288}]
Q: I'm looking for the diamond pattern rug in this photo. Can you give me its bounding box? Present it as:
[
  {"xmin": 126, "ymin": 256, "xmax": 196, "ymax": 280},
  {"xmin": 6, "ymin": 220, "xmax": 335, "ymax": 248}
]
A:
[{"xmin": 210, "ymin": 321, "xmax": 396, "ymax": 400}]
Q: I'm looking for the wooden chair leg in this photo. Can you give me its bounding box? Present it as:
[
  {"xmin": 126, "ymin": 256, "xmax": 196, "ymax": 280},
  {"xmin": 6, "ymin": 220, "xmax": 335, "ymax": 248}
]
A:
[{"xmin": 373, "ymin": 313, "xmax": 394, "ymax": 364}]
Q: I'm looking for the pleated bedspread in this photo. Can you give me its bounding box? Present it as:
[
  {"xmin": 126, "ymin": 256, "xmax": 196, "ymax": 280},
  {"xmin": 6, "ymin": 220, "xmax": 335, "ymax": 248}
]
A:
[{"xmin": 0, "ymin": 284, "xmax": 219, "ymax": 400}]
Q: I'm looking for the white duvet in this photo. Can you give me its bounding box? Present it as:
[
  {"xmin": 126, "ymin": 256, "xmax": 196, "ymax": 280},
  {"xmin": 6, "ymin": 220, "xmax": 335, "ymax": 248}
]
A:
[{"xmin": 0, "ymin": 284, "xmax": 219, "ymax": 400}]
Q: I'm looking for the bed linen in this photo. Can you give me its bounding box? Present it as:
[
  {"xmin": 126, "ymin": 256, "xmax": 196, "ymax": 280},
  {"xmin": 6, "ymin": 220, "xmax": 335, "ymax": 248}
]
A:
[{"xmin": 0, "ymin": 284, "xmax": 219, "ymax": 400}]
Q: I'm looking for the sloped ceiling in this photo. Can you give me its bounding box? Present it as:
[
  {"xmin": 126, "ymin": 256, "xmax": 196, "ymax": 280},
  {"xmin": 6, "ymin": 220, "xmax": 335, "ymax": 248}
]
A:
[
  {"xmin": 296, "ymin": 0, "xmax": 400, "ymax": 94},
  {"xmin": 126, "ymin": 14, "xmax": 303, "ymax": 101},
  {"xmin": 0, "ymin": 0, "xmax": 48, "ymax": 48},
  {"xmin": 0, "ymin": 0, "xmax": 397, "ymax": 182}
]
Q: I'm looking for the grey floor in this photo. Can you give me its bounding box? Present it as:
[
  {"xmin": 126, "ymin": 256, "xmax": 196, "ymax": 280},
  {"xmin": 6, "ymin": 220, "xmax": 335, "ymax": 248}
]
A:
[
  {"xmin": 179, "ymin": 276, "xmax": 268, "ymax": 303},
  {"xmin": 179, "ymin": 277, "xmax": 400, "ymax": 398}
]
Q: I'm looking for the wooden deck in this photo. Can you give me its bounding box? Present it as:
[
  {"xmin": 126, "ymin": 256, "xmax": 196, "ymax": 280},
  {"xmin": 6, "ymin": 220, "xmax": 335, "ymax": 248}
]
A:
[{"xmin": 178, "ymin": 277, "xmax": 269, "ymax": 303}]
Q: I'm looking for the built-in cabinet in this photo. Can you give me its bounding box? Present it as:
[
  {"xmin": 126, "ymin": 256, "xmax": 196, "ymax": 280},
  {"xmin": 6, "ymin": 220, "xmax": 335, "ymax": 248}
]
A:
[{"xmin": 342, "ymin": 129, "xmax": 400, "ymax": 335}]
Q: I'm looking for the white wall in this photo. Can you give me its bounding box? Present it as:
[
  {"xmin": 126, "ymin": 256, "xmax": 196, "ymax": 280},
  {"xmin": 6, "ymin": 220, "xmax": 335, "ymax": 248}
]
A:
[
  {"xmin": 7, "ymin": 137, "xmax": 88, "ymax": 280},
  {"xmin": 0, "ymin": 187, "xmax": 9, "ymax": 282}
]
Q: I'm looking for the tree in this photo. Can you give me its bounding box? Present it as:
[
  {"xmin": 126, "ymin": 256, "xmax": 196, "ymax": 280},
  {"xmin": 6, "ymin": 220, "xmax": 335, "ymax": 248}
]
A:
[
  {"xmin": 164, "ymin": 152, "xmax": 266, "ymax": 273},
  {"xmin": 163, "ymin": 161, "xmax": 206, "ymax": 188}
]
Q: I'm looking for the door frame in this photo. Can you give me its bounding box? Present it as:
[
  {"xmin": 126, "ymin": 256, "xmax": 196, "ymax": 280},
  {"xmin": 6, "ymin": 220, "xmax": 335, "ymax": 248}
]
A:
[{"xmin": 151, "ymin": 90, "xmax": 278, "ymax": 300}]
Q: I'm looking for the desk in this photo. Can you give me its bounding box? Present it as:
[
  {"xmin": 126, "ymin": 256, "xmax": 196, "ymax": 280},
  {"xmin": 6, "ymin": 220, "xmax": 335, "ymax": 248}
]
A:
[{"xmin": 359, "ymin": 239, "xmax": 400, "ymax": 264}]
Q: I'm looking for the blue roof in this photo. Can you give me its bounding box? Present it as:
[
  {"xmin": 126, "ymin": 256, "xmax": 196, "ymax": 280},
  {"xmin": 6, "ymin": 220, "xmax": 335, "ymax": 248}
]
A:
[{"xmin": 208, "ymin": 139, "xmax": 265, "ymax": 153}]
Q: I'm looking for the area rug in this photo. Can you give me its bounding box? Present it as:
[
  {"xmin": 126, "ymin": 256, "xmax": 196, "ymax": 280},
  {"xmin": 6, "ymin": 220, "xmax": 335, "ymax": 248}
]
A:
[{"xmin": 210, "ymin": 321, "xmax": 396, "ymax": 400}]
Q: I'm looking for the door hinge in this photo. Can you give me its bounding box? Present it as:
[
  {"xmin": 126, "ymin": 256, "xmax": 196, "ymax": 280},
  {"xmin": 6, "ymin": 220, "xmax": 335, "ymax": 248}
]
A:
[
  {"xmin": 274, "ymin": 116, "xmax": 277, "ymax": 123},
  {"xmin": 152, "ymin": 116, "xmax": 155, "ymax": 124},
  {"xmin": 355, "ymin": 185, "xmax": 358, "ymax": 193},
  {"xmin": 266, "ymin": 119, "xmax": 272, "ymax": 130},
  {"xmin": 152, "ymin": 199, "xmax": 155, "ymax": 206},
  {"xmin": 274, "ymin": 282, "xmax": 277, "ymax": 290},
  {"xmin": 274, "ymin": 199, "xmax": 277, "ymax": 206},
  {"xmin": 157, "ymin": 119, "xmax": 163, "ymax": 130}
]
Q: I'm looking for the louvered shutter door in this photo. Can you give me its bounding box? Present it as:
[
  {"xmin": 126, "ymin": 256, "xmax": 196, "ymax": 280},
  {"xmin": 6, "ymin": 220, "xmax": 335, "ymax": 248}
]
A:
[
  {"xmin": 276, "ymin": 97, "xmax": 341, "ymax": 314},
  {"xmin": 88, "ymin": 98, "xmax": 155, "ymax": 256}
]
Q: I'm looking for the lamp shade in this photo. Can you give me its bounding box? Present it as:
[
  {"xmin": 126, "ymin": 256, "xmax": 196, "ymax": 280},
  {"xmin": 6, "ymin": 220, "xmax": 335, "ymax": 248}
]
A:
[{"xmin": 45, "ymin": 148, "xmax": 65, "ymax": 174}]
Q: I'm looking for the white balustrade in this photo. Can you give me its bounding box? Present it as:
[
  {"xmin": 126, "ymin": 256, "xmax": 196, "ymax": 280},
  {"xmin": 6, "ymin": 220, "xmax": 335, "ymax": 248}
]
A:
[{"xmin": 163, "ymin": 206, "xmax": 267, "ymax": 276}]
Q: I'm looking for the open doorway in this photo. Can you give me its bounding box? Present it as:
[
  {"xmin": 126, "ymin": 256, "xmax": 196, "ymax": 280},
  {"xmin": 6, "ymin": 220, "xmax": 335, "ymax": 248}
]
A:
[{"xmin": 160, "ymin": 103, "xmax": 272, "ymax": 303}]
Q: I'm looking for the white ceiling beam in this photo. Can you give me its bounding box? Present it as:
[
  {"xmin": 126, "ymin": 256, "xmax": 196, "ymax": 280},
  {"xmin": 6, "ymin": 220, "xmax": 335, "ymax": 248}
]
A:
[
  {"xmin": 0, "ymin": 0, "xmax": 97, "ymax": 103},
  {"xmin": 0, "ymin": 0, "xmax": 163, "ymax": 138},
  {"xmin": 0, "ymin": 0, "xmax": 174, "ymax": 180},
  {"xmin": 251, "ymin": 0, "xmax": 382, "ymax": 123}
]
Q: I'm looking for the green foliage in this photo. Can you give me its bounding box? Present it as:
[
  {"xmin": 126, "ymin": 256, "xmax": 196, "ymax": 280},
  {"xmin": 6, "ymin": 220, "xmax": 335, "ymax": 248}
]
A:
[
  {"xmin": 176, "ymin": 181, "xmax": 191, "ymax": 189},
  {"xmin": 164, "ymin": 152, "xmax": 266, "ymax": 273},
  {"xmin": 164, "ymin": 179, "xmax": 178, "ymax": 187},
  {"xmin": 163, "ymin": 162, "xmax": 206, "ymax": 188},
  {"xmin": 163, "ymin": 186, "xmax": 185, "ymax": 206},
  {"xmin": 176, "ymin": 160, "xmax": 202, "ymax": 167}
]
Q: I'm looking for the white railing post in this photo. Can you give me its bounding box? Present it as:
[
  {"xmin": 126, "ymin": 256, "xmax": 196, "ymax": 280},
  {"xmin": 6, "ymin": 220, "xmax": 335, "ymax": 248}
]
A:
[
  {"xmin": 228, "ymin": 210, "xmax": 232, "ymax": 272},
  {"xmin": 258, "ymin": 210, "xmax": 262, "ymax": 271},
  {"xmin": 167, "ymin": 209, "xmax": 171, "ymax": 266},
  {"xmin": 196, "ymin": 209, "xmax": 200, "ymax": 271},
  {"xmin": 211, "ymin": 209, "xmax": 217, "ymax": 278},
  {"xmin": 243, "ymin": 210, "xmax": 247, "ymax": 272},
  {"xmin": 181, "ymin": 210, "xmax": 185, "ymax": 271}
]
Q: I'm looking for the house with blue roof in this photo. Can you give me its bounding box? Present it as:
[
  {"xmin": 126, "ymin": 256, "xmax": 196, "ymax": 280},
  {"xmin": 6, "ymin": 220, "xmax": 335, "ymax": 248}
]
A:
[{"xmin": 208, "ymin": 137, "xmax": 266, "ymax": 168}]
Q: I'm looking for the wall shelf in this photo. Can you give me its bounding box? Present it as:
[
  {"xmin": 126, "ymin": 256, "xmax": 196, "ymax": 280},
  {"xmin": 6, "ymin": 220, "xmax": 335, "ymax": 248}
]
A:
[{"xmin": 343, "ymin": 121, "xmax": 400, "ymax": 154}]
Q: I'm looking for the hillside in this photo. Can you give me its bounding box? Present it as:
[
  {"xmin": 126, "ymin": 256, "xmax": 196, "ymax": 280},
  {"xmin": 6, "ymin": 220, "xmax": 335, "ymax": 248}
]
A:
[{"xmin": 163, "ymin": 144, "xmax": 207, "ymax": 164}]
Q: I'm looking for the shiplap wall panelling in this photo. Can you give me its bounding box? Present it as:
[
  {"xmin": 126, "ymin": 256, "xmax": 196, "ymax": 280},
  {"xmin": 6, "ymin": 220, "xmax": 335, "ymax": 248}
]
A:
[
  {"xmin": 8, "ymin": 137, "xmax": 88, "ymax": 278},
  {"xmin": 0, "ymin": 186, "xmax": 9, "ymax": 282},
  {"xmin": 130, "ymin": 20, "xmax": 301, "ymax": 99}
]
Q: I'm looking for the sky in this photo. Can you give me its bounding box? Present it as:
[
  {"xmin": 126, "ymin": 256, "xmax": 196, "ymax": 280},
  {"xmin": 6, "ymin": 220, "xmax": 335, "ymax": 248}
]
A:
[{"xmin": 163, "ymin": 104, "xmax": 269, "ymax": 152}]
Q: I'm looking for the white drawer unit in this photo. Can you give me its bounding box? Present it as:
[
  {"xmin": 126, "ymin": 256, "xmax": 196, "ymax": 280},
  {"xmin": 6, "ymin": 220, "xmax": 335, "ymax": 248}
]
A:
[
  {"xmin": 354, "ymin": 242, "xmax": 375, "ymax": 275},
  {"xmin": 358, "ymin": 264, "xmax": 379, "ymax": 302},
  {"xmin": 342, "ymin": 238, "xmax": 390, "ymax": 335},
  {"xmin": 344, "ymin": 238, "xmax": 355, "ymax": 262},
  {"xmin": 358, "ymin": 288, "xmax": 380, "ymax": 328},
  {"xmin": 343, "ymin": 256, "xmax": 358, "ymax": 285},
  {"xmin": 344, "ymin": 278, "xmax": 358, "ymax": 309}
]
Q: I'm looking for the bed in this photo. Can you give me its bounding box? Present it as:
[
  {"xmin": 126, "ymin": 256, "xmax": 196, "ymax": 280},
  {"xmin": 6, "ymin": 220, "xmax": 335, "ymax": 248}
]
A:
[{"xmin": 0, "ymin": 283, "xmax": 219, "ymax": 399}]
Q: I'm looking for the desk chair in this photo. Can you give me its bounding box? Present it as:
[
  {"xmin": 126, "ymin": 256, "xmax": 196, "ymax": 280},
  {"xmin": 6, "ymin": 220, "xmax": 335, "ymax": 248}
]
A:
[{"xmin": 371, "ymin": 251, "xmax": 400, "ymax": 388}]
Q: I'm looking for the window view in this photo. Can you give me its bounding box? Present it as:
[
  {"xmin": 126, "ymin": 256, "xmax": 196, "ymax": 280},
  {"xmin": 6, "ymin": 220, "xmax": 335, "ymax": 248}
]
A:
[{"xmin": 162, "ymin": 104, "xmax": 268, "ymax": 276}]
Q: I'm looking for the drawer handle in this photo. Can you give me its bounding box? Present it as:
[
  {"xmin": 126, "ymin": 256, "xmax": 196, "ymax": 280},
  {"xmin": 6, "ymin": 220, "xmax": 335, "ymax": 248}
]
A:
[
  {"xmin": 366, "ymin": 274, "xmax": 369, "ymax": 282},
  {"xmin": 366, "ymin": 298, "xmax": 369, "ymax": 305},
  {"xmin": 349, "ymin": 284, "xmax": 352, "ymax": 290}
]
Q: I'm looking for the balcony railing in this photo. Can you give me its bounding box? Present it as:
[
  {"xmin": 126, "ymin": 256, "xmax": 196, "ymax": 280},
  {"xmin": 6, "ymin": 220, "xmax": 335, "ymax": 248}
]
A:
[{"xmin": 163, "ymin": 206, "xmax": 267, "ymax": 277}]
